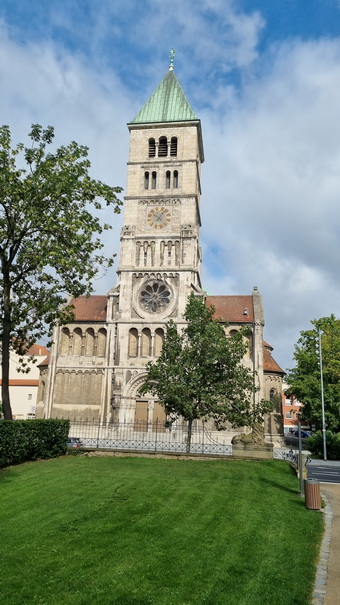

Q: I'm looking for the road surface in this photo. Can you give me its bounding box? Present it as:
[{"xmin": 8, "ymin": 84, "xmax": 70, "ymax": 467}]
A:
[{"xmin": 307, "ymin": 460, "xmax": 340, "ymax": 484}]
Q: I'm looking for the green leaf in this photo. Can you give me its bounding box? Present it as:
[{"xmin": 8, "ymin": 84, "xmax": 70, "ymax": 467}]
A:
[{"xmin": 0, "ymin": 124, "xmax": 123, "ymax": 418}]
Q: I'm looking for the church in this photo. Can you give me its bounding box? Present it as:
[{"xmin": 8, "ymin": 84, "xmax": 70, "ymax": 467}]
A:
[{"xmin": 37, "ymin": 54, "xmax": 284, "ymax": 439}]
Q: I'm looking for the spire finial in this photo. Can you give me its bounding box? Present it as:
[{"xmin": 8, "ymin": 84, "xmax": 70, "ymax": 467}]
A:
[{"xmin": 169, "ymin": 48, "xmax": 175, "ymax": 71}]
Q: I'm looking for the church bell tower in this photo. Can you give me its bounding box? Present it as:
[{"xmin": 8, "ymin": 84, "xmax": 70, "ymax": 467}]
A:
[{"xmin": 108, "ymin": 51, "xmax": 205, "ymax": 422}]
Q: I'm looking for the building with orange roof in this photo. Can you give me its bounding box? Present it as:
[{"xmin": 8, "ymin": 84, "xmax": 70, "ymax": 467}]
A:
[
  {"xmin": 0, "ymin": 345, "xmax": 49, "ymax": 419},
  {"xmin": 38, "ymin": 56, "xmax": 284, "ymax": 440}
]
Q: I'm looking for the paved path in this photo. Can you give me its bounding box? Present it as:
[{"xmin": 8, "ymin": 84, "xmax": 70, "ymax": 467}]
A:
[{"xmin": 315, "ymin": 483, "xmax": 340, "ymax": 605}]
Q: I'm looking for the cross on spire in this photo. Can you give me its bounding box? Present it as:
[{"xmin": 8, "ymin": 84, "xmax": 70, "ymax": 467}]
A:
[{"xmin": 169, "ymin": 48, "xmax": 175, "ymax": 71}]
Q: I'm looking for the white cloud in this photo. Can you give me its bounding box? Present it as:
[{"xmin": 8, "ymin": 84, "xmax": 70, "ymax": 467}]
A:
[
  {"xmin": 0, "ymin": 20, "xmax": 133, "ymax": 287},
  {"xmin": 201, "ymin": 38, "xmax": 340, "ymax": 368},
  {"xmin": 1, "ymin": 10, "xmax": 340, "ymax": 372}
]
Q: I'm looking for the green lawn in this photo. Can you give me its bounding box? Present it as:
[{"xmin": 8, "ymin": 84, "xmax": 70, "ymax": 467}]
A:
[{"xmin": 0, "ymin": 456, "xmax": 323, "ymax": 605}]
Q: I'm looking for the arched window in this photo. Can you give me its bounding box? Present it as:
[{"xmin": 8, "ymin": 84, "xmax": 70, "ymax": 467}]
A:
[
  {"xmin": 144, "ymin": 171, "xmax": 149, "ymax": 189},
  {"xmin": 173, "ymin": 170, "xmax": 178, "ymax": 188},
  {"xmin": 166, "ymin": 171, "xmax": 171, "ymax": 189},
  {"xmin": 97, "ymin": 328, "xmax": 107, "ymax": 357},
  {"xmin": 152, "ymin": 171, "xmax": 157, "ymax": 189},
  {"xmin": 170, "ymin": 137, "xmax": 178, "ymax": 157},
  {"xmin": 149, "ymin": 138, "xmax": 155, "ymax": 157},
  {"xmin": 129, "ymin": 328, "xmax": 138, "ymax": 357},
  {"xmin": 60, "ymin": 328, "xmax": 70, "ymax": 356},
  {"xmin": 229, "ymin": 329, "xmax": 238, "ymax": 338},
  {"xmin": 154, "ymin": 328, "xmax": 164, "ymax": 357},
  {"xmin": 73, "ymin": 328, "xmax": 82, "ymax": 356},
  {"xmin": 270, "ymin": 389, "xmax": 276, "ymax": 401},
  {"xmin": 141, "ymin": 328, "xmax": 152, "ymax": 356},
  {"xmin": 85, "ymin": 328, "xmax": 95, "ymax": 356},
  {"xmin": 158, "ymin": 136, "xmax": 168, "ymax": 157}
]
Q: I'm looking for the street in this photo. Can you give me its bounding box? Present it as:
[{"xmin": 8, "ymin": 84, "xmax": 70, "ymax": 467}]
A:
[{"xmin": 307, "ymin": 460, "xmax": 340, "ymax": 484}]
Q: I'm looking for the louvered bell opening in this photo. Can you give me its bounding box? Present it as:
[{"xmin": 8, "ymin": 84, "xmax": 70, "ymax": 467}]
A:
[
  {"xmin": 170, "ymin": 137, "xmax": 177, "ymax": 157},
  {"xmin": 149, "ymin": 138, "xmax": 156, "ymax": 157},
  {"xmin": 158, "ymin": 136, "xmax": 168, "ymax": 157},
  {"xmin": 144, "ymin": 172, "xmax": 149, "ymax": 189}
]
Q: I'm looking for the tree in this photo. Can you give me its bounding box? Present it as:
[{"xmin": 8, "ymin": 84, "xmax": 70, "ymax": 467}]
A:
[
  {"xmin": 286, "ymin": 315, "xmax": 340, "ymax": 431},
  {"xmin": 0, "ymin": 124, "xmax": 122, "ymax": 419},
  {"xmin": 139, "ymin": 294, "xmax": 272, "ymax": 452}
]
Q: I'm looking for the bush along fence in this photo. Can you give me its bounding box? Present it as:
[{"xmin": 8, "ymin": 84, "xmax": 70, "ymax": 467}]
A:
[
  {"xmin": 68, "ymin": 418, "xmax": 233, "ymax": 456},
  {"xmin": 0, "ymin": 419, "xmax": 70, "ymax": 468}
]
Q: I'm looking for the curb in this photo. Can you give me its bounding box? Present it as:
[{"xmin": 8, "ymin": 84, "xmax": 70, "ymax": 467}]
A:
[{"xmin": 313, "ymin": 493, "xmax": 333, "ymax": 604}]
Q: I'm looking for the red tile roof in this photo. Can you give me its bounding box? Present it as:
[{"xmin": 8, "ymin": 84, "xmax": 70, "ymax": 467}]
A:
[
  {"xmin": 0, "ymin": 379, "xmax": 39, "ymax": 386},
  {"xmin": 263, "ymin": 346, "xmax": 284, "ymax": 374},
  {"xmin": 38, "ymin": 354, "xmax": 50, "ymax": 367},
  {"xmin": 206, "ymin": 295, "xmax": 254, "ymax": 322},
  {"xmin": 26, "ymin": 344, "xmax": 49, "ymax": 357},
  {"xmin": 70, "ymin": 296, "xmax": 107, "ymax": 321}
]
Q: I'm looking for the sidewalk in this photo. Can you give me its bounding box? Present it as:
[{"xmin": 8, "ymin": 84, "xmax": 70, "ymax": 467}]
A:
[{"xmin": 316, "ymin": 484, "xmax": 340, "ymax": 605}]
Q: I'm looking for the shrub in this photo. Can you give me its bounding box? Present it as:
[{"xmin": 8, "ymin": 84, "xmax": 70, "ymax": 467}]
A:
[
  {"xmin": 0, "ymin": 419, "xmax": 70, "ymax": 468},
  {"xmin": 306, "ymin": 430, "xmax": 340, "ymax": 460}
]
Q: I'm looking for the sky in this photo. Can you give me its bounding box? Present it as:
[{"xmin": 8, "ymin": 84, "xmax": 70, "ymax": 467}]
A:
[{"xmin": 1, "ymin": 0, "xmax": 340, "ymax": 371}]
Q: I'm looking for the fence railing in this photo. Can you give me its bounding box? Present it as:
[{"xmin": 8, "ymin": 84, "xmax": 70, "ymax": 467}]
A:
[
  {"xmin": 68, "ymin": 419, "xmax": 301, "ymax": 461},
  {"xmin": 68, "ymin": 419, "xmax": 233, "ymax": 456},
  {"xmin": 273, "ymin": 448, "xmax": 298, "ymax": 463}
]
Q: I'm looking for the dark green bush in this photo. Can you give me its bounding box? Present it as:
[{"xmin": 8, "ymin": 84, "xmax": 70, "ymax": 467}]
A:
[
  {"xmin": 306, "ymin": 430, "xmax": 340, "ymax": 460},
  {"xmin": 0, "ymin": 419, "xmax": 70, "ymax": 468}
]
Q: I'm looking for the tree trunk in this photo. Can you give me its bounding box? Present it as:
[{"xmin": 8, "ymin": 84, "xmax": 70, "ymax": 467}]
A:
[
  {"xmin": 186, "ymin": 418, "xmax": 193, "ymax": 453},
  {"xmin": 1, "ymin": 272, "xmax": 12, "ymax": 419}
]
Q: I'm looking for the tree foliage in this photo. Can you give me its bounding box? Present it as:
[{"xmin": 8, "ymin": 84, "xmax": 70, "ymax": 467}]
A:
[
  {"xmin": 0, "ymin": 124, "xmax": 122, "ymax": 419},
  {"xmin": 286, "ymin": 315, "xmax": 340, "ymax": 431},
  {"xmin": 139, "ymin": 294, "xmax": 272, "ymax": 451}
]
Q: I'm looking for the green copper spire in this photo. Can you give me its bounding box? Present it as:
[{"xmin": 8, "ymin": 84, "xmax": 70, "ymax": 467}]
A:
[{"xmin": 131, "ymin": 50, "xmax": 198, "ymax": 124}]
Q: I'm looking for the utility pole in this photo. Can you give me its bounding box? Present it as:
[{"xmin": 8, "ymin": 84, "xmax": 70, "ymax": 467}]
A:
[{"xmin": 319, "ymin": 329, "xmax": 327, "ymax": 461}]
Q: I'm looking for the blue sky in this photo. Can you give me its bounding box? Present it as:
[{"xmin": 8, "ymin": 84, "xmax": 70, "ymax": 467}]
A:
[{"xmin": 1, "ymin": 0, "xmax": 340, "ymax": 370}]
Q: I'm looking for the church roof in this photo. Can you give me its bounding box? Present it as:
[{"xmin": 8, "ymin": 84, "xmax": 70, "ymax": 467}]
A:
[
  {"xmin": 131, "ymin": 68, "xmax": 198, "ymax": 124},
  {"xmin": 69, "ymin": 296, "xmax": 107, "ymax": 321},
  {"xmin": 206, "ymin": 295, "xmax": 255, "ymax": 323},
  {"xmin": 263, "ymin": 344, "xmax": 285, "ymax": 375}
]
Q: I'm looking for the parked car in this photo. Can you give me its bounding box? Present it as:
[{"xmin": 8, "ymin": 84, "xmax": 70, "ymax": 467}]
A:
[
  {"xmin": 292, "ymin": 430, "xmax": 311, "ymax": 438},
  {"xmin": 67, "ymin": 437, "xmax": 83, "ymax": 448}
]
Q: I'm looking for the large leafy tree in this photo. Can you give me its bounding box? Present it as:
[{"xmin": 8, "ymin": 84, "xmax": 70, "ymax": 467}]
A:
[
  {"xmin": 0, "ymin": 124, "xmax": 122, "ymax": 419},
  {"xmin": 139, "ymin": 294, "xmax": 272, "ymax": 451},
  {"xmin": 286, "ymin": 315, "xmax": 340, "ymax": 431}
]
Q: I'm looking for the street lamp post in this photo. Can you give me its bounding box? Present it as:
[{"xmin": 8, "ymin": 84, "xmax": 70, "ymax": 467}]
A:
[
  {"xmin": 297, "ymin": 418, "xmax": 304, "ymax": 498},
  {"xmin": 318, "ymin": 329, "xmax": 327, "ymax": 461}
]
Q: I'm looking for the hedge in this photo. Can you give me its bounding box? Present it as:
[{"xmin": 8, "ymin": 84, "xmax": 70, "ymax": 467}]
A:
[
  {"xmin": 0, "ymin": 419, "xmax": 70, "ymax": 468},
  {"xmin": 306, "ymin": 430, "xmax": 340, "ymax": 460}
]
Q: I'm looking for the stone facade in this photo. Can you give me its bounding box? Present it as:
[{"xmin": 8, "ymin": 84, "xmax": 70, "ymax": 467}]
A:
[{"xmin": 38, "ymin": 63, "xmax": 284, "ymax": 437}]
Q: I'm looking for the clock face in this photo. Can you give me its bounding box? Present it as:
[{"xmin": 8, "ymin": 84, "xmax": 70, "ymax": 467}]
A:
[{"xmin": 147, "ymin": 206, "xmax": 171, "ymax": 229}]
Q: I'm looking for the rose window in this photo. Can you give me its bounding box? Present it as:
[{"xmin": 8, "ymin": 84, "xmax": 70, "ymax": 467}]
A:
[{"xmin": 139, "ymin": 280, "xmax": 171, "ymax": 313}]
